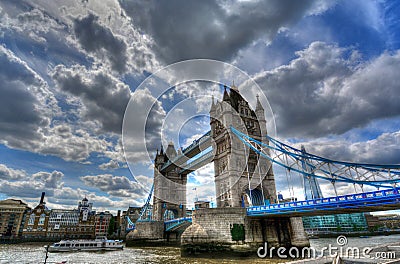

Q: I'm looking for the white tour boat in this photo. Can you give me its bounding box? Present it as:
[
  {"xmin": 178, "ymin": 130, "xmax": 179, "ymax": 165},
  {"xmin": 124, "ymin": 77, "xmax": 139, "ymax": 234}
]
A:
[{"xmin": 48, "ymin": 236, "xmax": 123, "ymax": 252}]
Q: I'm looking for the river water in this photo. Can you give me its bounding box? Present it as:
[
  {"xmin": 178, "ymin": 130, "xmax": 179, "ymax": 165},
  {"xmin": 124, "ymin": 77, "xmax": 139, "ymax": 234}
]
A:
[{"xmin": 1, "ymin": 235, "xmax": 399, "ymax": 264}]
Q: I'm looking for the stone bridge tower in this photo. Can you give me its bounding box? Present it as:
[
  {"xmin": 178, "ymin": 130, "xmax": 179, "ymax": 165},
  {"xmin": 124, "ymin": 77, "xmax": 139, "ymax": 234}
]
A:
[
  {"xmin": 210, "ymin": 84, "xmax": 276, "ymax": 208},
  {"xmin": 153, "ymin": 142, "xmax": 187, "ymax": 221}
]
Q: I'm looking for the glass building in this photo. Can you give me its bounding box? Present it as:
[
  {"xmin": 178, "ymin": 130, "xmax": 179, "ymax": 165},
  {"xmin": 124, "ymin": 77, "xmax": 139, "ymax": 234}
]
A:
[
  {"xmin": 301, "ymin": 146, "xmax": 368, "ymax": 233},
  {"xmin": 303, "ymin": 213, "xmax": 368, "ymax": 233}
]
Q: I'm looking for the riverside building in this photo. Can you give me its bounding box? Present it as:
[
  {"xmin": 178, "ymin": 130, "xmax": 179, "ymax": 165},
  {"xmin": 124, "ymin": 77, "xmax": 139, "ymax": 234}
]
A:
[
  {"xmin": 94, "ymin": 211, "xmax": 113, "ymax": 237},
  {"xmin": 47, "ymin": 197, "xmax": 96, "ymax": 239},
  {"xmin": 0, "ymin": 199, "xmax": 30, "ymax": 240},
  {"xmin": 22, "ymin": 192, "xmax": 51, "ymax": 239}
]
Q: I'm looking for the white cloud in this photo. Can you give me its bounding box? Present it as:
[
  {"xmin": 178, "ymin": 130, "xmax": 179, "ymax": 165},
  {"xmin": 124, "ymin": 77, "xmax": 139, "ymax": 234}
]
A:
[
  {"xmin": 99, "ymin": 160, "xmax": 120, "ymax": 170},
  {"xmin": 0, "ymin": 164, "xmax": 27, "ymax": 180},
  {"xmin": 80, "ymin": 174, "xmax": 146, "ymax": 199}
]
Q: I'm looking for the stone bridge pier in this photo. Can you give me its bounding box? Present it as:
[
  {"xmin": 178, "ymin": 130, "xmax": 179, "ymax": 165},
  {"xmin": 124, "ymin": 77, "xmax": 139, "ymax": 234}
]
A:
[{"xmin": 181, "ymin": 208, "xmax": 309, "ymax": 257}]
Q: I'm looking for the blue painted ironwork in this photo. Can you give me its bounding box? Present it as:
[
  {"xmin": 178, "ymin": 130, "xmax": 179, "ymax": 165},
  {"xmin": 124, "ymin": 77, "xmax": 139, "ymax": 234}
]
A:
[
  {"xmin": 133, "ymin": 126, "xmax": 400, "ymax": 228},
  {"xmin": 247, "ymin": 187, "xmax": 400, "ymax": 217},
  {"xmin": 164, "ymin": 217, "xmax": 192, "ymax": 232},
  {"xmin": 125, "ymin": 215, "xmax": 136, "ymax": 231},
  {"xmin": 230, "ymin": 126, "xmax": 400, "ymax": 188},
  {"xmin": 137, "ymin": 184, "xmax": 154, "ymax": 222}
]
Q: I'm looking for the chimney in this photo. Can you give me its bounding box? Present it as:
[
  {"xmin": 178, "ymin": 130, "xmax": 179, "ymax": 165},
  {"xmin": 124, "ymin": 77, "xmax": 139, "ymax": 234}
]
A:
[{"xmin": 40, "ymin": 192, "xmax": 45, "ymax": 204}]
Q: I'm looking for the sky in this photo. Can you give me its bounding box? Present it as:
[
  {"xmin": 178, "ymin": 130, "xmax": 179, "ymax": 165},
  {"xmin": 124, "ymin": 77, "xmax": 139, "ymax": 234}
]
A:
[{"xmin": 0, "ymin": 0, "xmax": 400, "ymax": 213}]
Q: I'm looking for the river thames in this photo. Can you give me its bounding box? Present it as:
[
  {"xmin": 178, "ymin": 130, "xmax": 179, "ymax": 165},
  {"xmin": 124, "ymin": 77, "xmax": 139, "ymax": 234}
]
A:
[{"xmin": 1, "ymin": 235, "xmax": 400, "ymax": 264}]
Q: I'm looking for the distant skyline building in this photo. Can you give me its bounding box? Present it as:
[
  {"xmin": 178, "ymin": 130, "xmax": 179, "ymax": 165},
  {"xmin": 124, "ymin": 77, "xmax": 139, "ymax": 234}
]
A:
[
  {"xmin": 301, "ymin": 146, "xmax": 323, "ymax": 200},
  {"xmin": 3, "ymin": 193, "xmax": 108, "ymax": 240},
  {"xmin": 300, "ymin": 157, "xmax": 368, "ymax": 234}
]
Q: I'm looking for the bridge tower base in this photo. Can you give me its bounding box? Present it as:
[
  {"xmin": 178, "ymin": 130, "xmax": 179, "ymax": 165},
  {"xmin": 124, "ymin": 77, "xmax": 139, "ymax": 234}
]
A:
[
  {"xmin": 125, "ymin": 221, "xmax": 187, "ymax": 247},
  {"xmin": 181, "ymin": 208, "xmax": 309, "ymax": 257},
  {"xmin": 125, "ymin": 221, "xmax": 166, "ymax": 247}
]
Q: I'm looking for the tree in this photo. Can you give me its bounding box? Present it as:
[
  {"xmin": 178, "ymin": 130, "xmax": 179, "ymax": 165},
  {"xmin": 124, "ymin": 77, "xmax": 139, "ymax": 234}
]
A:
[{"xmin": 108, "ymin": 217, "xmax": 115, "ymax": 236}]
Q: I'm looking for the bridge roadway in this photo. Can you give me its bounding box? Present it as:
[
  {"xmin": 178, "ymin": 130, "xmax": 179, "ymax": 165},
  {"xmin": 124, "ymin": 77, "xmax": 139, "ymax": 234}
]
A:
[
  {"xmin": 164, "ymin": 217, "xmax": 192, "ymax": 232},
  {"xmin": 163, "ymin": 188, "xmax": 400, "ymax": 231},
  {"xmin": 247, "ymin": 187, "xmax": 400, "ymax": 217}
]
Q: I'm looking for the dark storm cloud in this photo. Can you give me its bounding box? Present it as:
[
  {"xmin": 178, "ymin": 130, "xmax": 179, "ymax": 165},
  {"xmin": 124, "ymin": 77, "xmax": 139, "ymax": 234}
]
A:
[
  {"xmin": 119, "ymin": 0, "xmax": 316, "ymax": 63},
  {"xmin": 254, "ymin": 42, "xmax": 400, "ymax": 138},
  {"xmin": 73, "ymin": 13, "xmax": 128, "ymax": 73},
  {"xmin": 0, "ymin": 47, "xmax": 48, "ymax": 147},
  {"xmin": 51, "ymin": 65, "xmax": 130, "ymax": 134}
]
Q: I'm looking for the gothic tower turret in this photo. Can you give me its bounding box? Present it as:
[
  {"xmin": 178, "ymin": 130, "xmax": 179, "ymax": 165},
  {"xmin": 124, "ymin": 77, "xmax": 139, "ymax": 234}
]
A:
[
  {"xmin": 153, "ymin": 142, "xmax": 187, "ymax": 221},
  {"xmin": 211, "ymin": 83, "xmax": 277, "ymax": 208}
]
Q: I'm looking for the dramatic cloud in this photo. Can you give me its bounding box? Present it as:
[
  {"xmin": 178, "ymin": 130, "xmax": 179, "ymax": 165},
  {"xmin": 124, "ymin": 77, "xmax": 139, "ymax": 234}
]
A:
[
  {"xmin": 254, "ymin": 42, "xmax": 400, "ymax": 138},
  {"xmin": 0, "ymin": 180, "xmax": 47, "ymax": 199},
  {"xmin": 123, "ymin": 88, "xmax": 166, "ymax": 164},
  {"xmin": 73, "ymin": 13, "xmax": 128, "ymax": 73},
  {"xmin": 51, "ymin": 64, "xmax": 131, "ymax": 134},
  {"xmin": 0, "ymin": 46, "xmax": 53, "ymax": 148},
  {"xmin": 119, "ymin": 0, "xmax": 333, "ymax": 64},
  {"xmin": 0, "ymin": 163, "xmax": 139, "ymax": 212}
]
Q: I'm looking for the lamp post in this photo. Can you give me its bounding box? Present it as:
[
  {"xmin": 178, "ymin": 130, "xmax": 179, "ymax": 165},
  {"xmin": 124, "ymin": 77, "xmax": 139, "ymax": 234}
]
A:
[{"xmin": 44, "ymin": 245, "xmax": 49, "ymax": 264}]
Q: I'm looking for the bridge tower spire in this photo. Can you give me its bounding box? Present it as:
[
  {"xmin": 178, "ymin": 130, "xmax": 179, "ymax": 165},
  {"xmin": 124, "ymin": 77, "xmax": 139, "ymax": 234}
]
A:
[{"xmin": 211, "ymin": 83, "xmax": 277, "ymax": 208}]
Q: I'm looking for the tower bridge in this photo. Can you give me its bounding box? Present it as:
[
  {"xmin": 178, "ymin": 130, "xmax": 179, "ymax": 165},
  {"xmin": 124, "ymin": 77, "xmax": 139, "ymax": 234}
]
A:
[{"xmin": 127, "ymin": 84, "xmax": 400, "ymax": 256}]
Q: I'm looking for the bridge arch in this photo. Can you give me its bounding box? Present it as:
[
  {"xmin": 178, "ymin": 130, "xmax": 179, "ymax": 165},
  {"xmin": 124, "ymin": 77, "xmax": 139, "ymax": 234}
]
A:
[
  {"xmin": 163, "ymin": 209, "xmax": 178, "ymax": 221},
  {"xmin": 241, "ymin": 188, "xmax": 264, "ymax": 207}
]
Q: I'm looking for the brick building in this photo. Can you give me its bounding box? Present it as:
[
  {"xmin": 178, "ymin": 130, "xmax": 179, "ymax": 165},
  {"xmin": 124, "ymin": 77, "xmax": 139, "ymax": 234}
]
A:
[
  {"xmin": 94, "ymin": 211, "xmax": 113, "ymax": 237},
  {"xmin": 22, "ymin": 192, "xmax": 51, "ymax": 239},
  {"xmin": 0, "ymin": 199, "xmax": 30, "ymax": 239}
]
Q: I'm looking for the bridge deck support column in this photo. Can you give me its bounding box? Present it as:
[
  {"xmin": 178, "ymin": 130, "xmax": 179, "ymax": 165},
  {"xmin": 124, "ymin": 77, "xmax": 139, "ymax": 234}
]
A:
[
  {"xmin": 289, "ymin": 217, "xmax": 310, "ymax": 248},
  {"xmin": 264, "ymin": 219, "xmax": 280, "ymax": 248}
]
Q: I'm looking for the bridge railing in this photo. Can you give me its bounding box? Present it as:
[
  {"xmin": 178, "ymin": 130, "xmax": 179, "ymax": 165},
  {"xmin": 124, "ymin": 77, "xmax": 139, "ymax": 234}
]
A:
[
  {"xmin": 164, "ymin": 217, "xmax": 192, "ymax": 224},
  {"xmin": 164, "ymin": 217, "xmax": 192, "ymax": 231},
  {"xmin": 247, "ymin": 187, "xmax": 400, "ymax": 216}
]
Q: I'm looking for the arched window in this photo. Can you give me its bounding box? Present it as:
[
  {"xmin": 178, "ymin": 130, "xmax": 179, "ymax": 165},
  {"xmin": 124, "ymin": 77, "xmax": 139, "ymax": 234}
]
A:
[
  {"xmin": 28, "ymin": 214, "xmax": 35, "ymax": 225},
  {"xmin": 163, "ymin": 209, "xmax": 176, "ymax": 221},
  {"xmin": 38, "ymin": 214, "xmax": 46, "ymax": 225}
]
